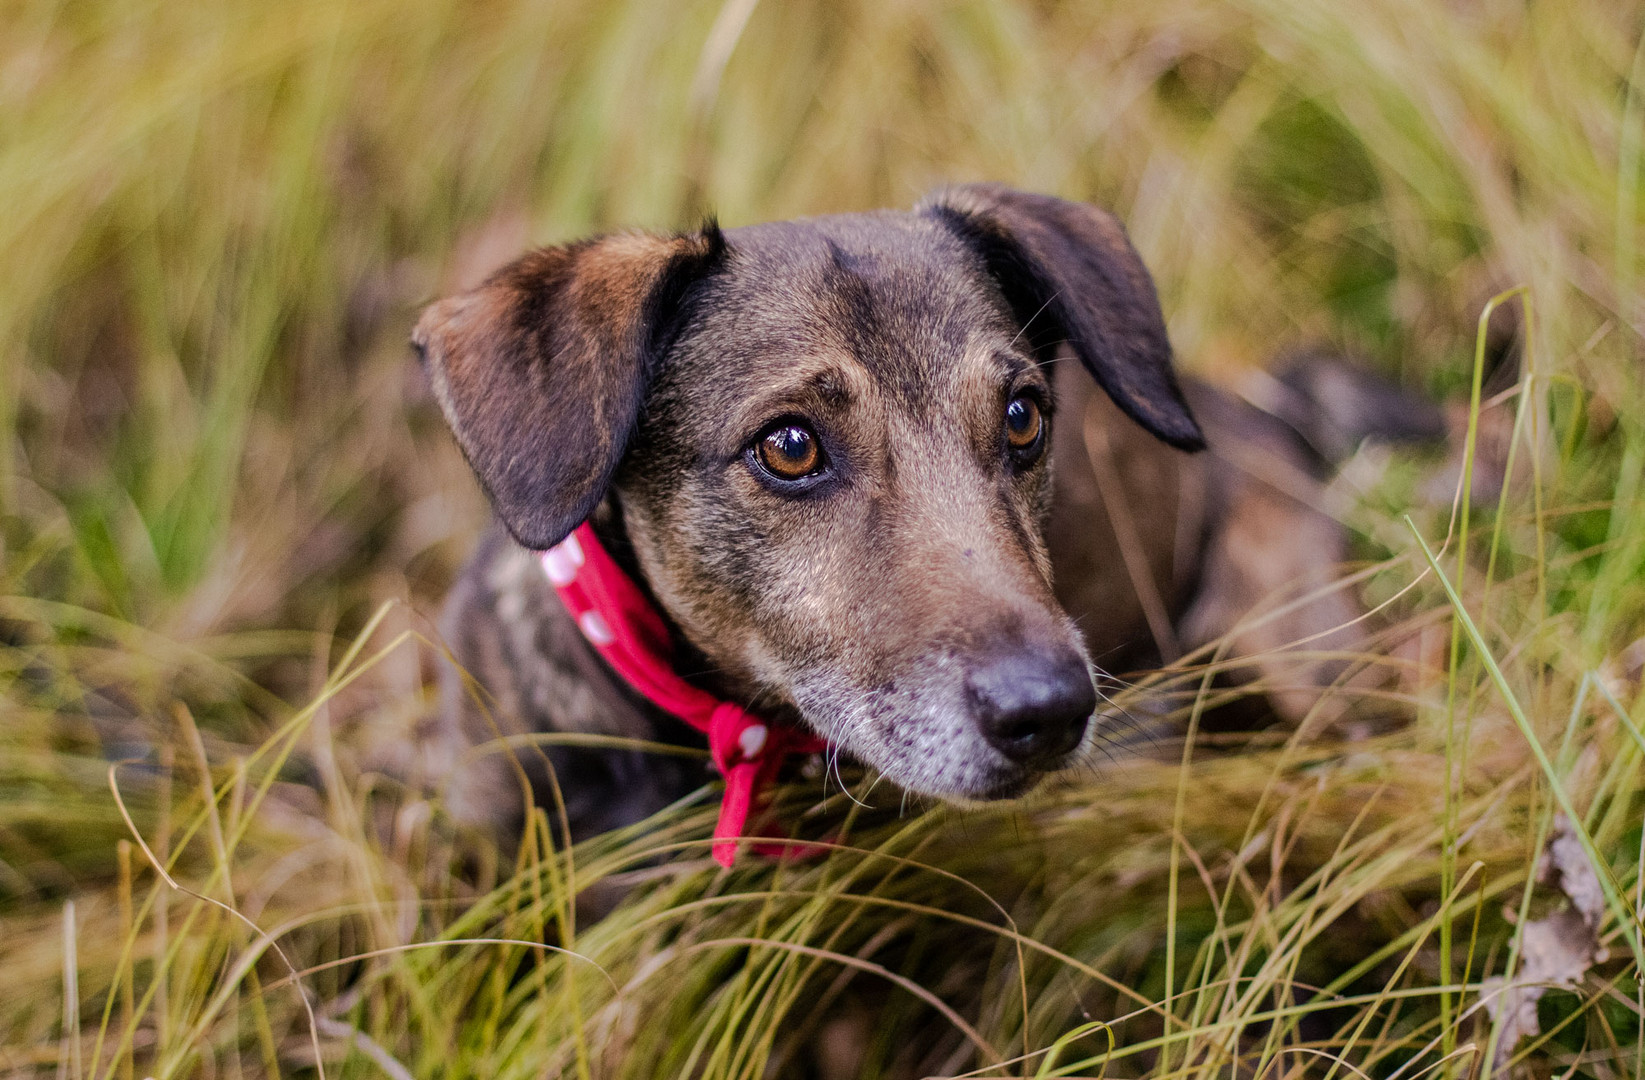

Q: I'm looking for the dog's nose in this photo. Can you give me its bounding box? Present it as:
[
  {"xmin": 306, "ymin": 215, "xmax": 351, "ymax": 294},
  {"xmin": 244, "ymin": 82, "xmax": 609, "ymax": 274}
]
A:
[{"xmin": 967, "ymin": 649, "xmax": 1096, "ymax": 767}]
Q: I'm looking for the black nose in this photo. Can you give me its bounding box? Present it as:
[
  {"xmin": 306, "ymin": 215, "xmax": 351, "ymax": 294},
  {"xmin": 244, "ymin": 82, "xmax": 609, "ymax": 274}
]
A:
[{"xmin": 967, "ymin": 648, "xmax": 1097, "ymax": 767}]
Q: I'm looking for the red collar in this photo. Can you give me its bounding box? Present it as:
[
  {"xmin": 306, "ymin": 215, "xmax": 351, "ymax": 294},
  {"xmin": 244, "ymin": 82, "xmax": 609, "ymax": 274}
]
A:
[{"xmin": 539, "ymin": 523, "xmax": 826, "ymax": 867}]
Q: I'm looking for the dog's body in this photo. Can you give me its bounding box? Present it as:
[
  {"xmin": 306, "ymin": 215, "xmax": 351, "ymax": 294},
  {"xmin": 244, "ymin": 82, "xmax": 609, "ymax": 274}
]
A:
[{"xmin": 414, "ymin": 186, "xmax": 1441, "ymax": 843}]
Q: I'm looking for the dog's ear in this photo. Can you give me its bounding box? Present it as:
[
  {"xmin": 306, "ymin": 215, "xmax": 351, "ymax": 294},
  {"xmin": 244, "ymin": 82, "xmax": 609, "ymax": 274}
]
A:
[
  {"xmin": 922, "ymin": 184, "xmax": 1204, "ymax": 451},
  {"xmin": 414, "ymin": 225, "xmax": 727, "ymax": 549}
]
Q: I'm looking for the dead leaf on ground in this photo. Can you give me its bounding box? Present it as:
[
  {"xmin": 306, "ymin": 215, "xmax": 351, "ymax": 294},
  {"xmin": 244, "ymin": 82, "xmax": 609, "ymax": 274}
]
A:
[{"xmin": 1478, "ymin": 814, "xmax": 1609, "ymax": 1067}]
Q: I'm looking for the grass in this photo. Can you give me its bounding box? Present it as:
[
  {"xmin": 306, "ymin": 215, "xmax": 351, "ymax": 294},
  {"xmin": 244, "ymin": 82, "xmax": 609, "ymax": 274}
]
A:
[{"xmin": 1, "ymin": 0, "xmax": 1643, "ymax": 1076}]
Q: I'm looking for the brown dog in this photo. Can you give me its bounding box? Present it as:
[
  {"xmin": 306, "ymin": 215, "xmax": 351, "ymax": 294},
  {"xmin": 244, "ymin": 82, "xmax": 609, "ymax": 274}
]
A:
[{"xmin": 412, "ymin": 185, "xmax": 1440, "ymax": 843}]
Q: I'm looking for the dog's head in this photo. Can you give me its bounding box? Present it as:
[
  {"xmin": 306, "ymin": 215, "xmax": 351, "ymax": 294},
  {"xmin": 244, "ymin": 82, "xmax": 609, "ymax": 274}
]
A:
[{"xmin": 415, "ymin": 184, "xmax": 1203, "ymax": 800}]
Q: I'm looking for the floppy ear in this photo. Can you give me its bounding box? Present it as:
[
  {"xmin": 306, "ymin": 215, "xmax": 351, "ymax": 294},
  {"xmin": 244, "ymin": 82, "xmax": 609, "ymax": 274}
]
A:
[
  {"xmin": 921, "ymin": 184, "xmax": 1204, "ymax": 451},
  {"xmin": 413, "ymin": 225, "xmax": 727, "ymax": 550}
]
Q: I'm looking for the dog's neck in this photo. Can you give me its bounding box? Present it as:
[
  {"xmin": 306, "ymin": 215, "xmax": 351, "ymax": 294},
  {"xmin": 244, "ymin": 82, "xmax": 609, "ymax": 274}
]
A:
[
  {"xmin": 585, "ymin": 497, "xmax": 648, "ymax": 595},
  {"xmin": 583, "ymin": 497, "xmax": 741, "ymax": 720}
]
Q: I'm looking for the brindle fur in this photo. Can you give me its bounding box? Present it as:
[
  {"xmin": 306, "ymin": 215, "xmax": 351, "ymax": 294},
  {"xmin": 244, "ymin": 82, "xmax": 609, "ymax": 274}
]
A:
[{"xmin": 413, "ymin": 185, "xmax": 1441, "ymax": 842}]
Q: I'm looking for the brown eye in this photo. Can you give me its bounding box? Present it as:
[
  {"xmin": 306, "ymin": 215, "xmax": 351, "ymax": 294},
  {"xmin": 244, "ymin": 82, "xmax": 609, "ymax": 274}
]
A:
[
  {"xmin": 756, "ymin": 423, "xmax": 822, "ymax": 480},
  {"xmin": 1005, "ymin": 394, "xmax": 1043, "ymax": 456}
]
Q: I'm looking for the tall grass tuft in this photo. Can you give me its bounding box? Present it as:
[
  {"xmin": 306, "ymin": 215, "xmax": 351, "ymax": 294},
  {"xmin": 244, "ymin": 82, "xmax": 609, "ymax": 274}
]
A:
[{"xmin": 1, "ymin": 0, "xmax": 1642, "ymax": 1077}]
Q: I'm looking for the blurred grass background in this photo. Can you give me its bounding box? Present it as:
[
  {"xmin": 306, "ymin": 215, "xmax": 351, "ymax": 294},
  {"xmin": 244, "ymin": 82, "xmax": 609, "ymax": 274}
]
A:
[{"xmin": 2, "ymin": 0, "xmax": 1644, "ymax": 1077}]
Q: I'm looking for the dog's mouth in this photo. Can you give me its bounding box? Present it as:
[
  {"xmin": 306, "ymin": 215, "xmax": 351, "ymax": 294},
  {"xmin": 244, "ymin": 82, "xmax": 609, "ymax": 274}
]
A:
[
  {"xmin": 879, "ymin": 750, "xmax": 1077, "ymax": 806},
  {"xmin": 956, "ymin": 767, "xmax": 1046, "ymax": 802},
  {"xmin": 794, "ymin": 707, "xmax": 1089, "ymax": 806}
]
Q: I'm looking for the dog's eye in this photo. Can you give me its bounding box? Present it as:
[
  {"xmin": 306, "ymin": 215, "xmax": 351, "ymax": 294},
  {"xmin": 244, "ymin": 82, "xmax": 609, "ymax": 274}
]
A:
[
  {"xmin": 1004, "ymin": 394, "xmax": 1044, "ymax": 461},
  {"xmin": 755, "ymin": 423, "xmax": 823, "ymax": 480}
]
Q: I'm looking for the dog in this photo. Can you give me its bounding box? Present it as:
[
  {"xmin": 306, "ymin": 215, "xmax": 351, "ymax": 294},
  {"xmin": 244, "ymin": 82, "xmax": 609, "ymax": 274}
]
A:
[{"xmin": 412, "ymin": 184, "xmax": 1442, "ymax": 847}]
